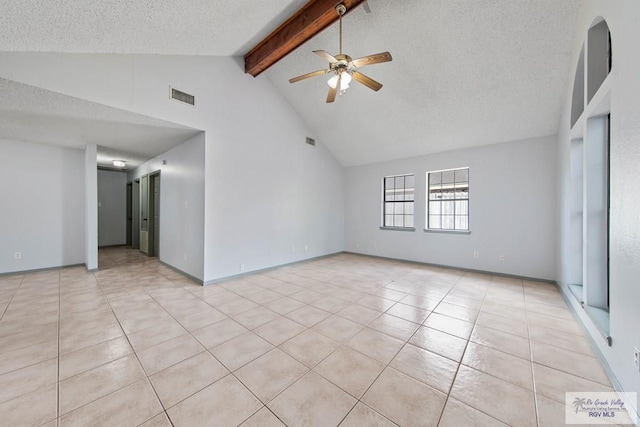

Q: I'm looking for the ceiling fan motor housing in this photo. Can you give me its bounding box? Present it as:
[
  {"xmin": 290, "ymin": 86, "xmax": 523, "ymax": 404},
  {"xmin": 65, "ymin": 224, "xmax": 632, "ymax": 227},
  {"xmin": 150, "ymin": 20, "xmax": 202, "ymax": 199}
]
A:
[{"xmin": 331, "ymin": 54, "xmax": 352, "ymax": 73}]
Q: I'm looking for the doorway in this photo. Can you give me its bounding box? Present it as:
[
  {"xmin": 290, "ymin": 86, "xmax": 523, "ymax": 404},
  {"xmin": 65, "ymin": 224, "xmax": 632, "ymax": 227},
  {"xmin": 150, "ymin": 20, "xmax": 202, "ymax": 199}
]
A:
[
  {"xmin": 149, "ymin": 172, "xmax": 160, "ymax": 258},
  {"xmin": 139, "ymin": 171, "xmax": 160, "ymax": 257},
  {"xmin": 140, "ymin": 175, "xmax": 149, "ymax": 254},
  {"xmin": 126, "ymin": 182, "xmax": 132, "ymax": 246},
  {"xmin": 131, "ymin": 179, "xmax": 140, "ymax": 249}
]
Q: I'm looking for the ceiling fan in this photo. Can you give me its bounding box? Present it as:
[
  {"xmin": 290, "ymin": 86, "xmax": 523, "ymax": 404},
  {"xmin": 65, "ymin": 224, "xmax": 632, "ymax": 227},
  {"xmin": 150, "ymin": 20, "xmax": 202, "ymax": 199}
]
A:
[{"xmin": 289, "ymin": 3, "xmax": 392, "ymax": 103}]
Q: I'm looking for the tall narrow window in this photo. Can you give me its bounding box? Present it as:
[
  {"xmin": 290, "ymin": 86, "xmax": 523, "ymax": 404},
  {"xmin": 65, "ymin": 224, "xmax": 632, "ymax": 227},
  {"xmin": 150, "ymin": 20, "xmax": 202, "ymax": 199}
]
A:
[
  {"xmin": 382, "ymin": 174, "xmax": 415, "ymax": 228},
  {"xmin": 427, "ymin": 167, "xmax": 469, "ymax": 231}
]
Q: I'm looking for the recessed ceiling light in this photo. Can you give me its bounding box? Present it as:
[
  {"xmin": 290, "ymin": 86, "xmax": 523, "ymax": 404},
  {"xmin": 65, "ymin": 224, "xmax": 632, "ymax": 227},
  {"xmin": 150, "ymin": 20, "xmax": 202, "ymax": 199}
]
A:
[{"xmin": 112, "ymin": 160, "xmax": 126, "ymax": 168}]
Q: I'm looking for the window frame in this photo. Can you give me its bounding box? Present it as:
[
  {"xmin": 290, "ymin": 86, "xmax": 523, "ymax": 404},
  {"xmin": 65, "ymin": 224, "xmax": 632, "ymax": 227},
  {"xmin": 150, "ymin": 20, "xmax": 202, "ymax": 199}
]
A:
[
  {"xmin": 380, "ymin": 173, "xmax": 416, "ymax": 231},
  {"xmin": 425, "ymin": 167, "xmax": 470, "ymax": 233}
]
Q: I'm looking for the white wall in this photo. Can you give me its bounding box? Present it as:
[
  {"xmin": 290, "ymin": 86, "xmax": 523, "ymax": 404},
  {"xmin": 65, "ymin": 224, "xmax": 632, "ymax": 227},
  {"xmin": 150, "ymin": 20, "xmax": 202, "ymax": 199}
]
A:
[
  {"xmin": 128, "ymin": 133, "xmax": 205, "ymax": 281},
  {"xmin": 0, "ymin": 54, "xmax": 346, "ymax": 283},
  {"xmin": 97, "ymin": 169, "xmax": 127, "ymax": 247},
  {"xmin": 557, "ymin": 0, "xmax": 640, "ymax": 414},
  {"xmin": 84, "ymin": 144, "xmax": 98, "ymax": 270},
  {"xmin": 204, "ymin": 70, "xmax": 345, "ymax": 281},
  {"xmin": 345, "ymin": 136, "xmax": 557, "ymax": 280},
  {"xmin": 0, "ymin": 138, "xmax": 85, "ymax": 273}
]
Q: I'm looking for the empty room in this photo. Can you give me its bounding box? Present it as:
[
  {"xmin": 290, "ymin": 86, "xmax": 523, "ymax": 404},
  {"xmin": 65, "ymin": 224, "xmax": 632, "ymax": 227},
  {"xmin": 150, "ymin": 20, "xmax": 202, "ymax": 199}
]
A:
[{"xmin": 0, "ymin": 0, "xmax": 638, "ymax": 426}]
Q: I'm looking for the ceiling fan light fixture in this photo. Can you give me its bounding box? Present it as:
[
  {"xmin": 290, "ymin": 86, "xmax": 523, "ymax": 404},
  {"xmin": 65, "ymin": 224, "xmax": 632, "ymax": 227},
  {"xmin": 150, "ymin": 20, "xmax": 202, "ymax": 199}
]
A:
[
  {"xmin": 327, "ymin": 72, "xmax": 351, "ymax": 90},
  {"xmin": 288, "ymin": 2, "xmax": 392, "ymax": 103},
  {"xmin": 327, "ymin": 74, "xmax": 339, "ymax": 88}
]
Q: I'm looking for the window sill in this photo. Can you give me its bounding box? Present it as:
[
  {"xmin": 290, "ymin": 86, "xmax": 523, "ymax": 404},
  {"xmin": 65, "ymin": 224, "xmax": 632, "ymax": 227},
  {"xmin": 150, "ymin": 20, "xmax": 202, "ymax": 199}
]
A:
[
  {"xmin": 585, "ymin": 304, "xmax": 610, "ymax": 340},
  {"xmin": 423, "ymin": 229, "xmax": 471, "ymax": 235},
  {"xmin": 568, "ymin": 283, "xmax": 583, "ymax": 303},
  {"xmin": 567, "ymin": 283, "xmax": 611, "ymax": 345},
  {"xmin": 379, "ymin": 227, "xmax": 416, "ymax": 232}
]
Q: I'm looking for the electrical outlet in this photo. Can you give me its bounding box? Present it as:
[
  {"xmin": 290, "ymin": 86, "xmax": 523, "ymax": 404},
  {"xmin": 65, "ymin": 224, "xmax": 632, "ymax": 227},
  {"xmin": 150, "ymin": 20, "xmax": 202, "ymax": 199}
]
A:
[
  {"xmin": 356, "ymin": 243, "xmax": 360, "ymax": 249},
  {"xmin": 473, "ymin": 251, "xmax": 479, "ymax": 259},
  {"xmin": 304, "ymin": 244, "xmax": 308, "ymax": 251},
  {"xmin": 634, "ymin": 347, "xmax": 640, "ymax": 373},
  {"xmin": 14, "ymin": 252, "xmax": 22, "ymax": 260},
  {"xmin": 240, "ymin": 263, "xmax": 245, "ymax": 272},
  {"xmin": 499, "ymin": 255, "xmax": 505, "ymax": 261}
]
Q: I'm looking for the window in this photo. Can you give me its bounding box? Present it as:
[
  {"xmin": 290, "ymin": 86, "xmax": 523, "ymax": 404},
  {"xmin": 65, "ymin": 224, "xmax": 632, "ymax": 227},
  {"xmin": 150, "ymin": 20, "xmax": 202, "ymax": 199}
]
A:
[
  {"xmin": 382, "ymin": 174, "xmax": 415, "ymax": 228},
  {"xmin": 427, "ymin": 167, "xmax": 469, "ymax": 231},
  {"xmin": 566, "ymin": 18, "xmax": 612, "ymax": 340}
]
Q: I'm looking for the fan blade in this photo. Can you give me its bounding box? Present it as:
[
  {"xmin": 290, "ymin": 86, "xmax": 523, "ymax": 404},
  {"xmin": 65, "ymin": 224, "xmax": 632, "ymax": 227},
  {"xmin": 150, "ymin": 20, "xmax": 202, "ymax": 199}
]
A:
[
  {"xmin": 351, "ymin": 71, "xmax": 383, "ymax": 91},
  {"xmin": 314, "ymin": 50, "xmax": 338, "ymax": 64},
  {"xmin": 289, "ymin": 69, "xmax": 328, "ymax": 84},
  {"xmin": 326, "ymin": 75, "xmax": 339, "ymax": 103},
  {"xmin": 350, "ymin": 52, "xmax": 392, "ymax": 68}
]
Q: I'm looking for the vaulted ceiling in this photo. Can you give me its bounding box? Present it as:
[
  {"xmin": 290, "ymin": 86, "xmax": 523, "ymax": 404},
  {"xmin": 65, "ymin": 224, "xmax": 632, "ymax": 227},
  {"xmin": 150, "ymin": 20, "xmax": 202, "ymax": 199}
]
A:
[{"xmin": 0, "ymin": 0, "xmax": 581, "ymax": 167}]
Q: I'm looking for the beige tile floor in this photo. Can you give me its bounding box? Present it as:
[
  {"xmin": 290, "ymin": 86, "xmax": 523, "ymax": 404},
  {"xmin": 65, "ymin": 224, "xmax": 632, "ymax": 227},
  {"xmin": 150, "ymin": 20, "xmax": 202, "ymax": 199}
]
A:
[{"xmin": 0, "ymin": 247, "xmax": 621, "ymax": 426}]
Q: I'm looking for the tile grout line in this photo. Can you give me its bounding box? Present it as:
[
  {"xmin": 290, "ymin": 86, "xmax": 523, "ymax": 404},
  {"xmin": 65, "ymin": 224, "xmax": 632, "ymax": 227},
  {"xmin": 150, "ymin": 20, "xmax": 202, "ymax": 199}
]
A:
[
  {"xmin": 7, "ymin": 248, "xmax": 601, "ymax": 427},
  {"xmin": 90, "ymin": 252, "xmax": 172, "ymax": 426},
  {"xmin": 245, "ymin": 262, "xmax": 601, "ymax": 425},
  {"xmin": 136, "ymin": 286, "xmax": 241, "ymax": 421},
  {"xmin": 455, "ymin": 278, "xmax": 542, "ymax": 426},
  {"xmin": 143, "ymin": 263, "xmax": 307, "ymax": 425},
  {"xmin": 107, "ymin": 249, "xmax": 180, "ymax": 427},
  {"xmin": 357, "ymin": 273, "xmax": 466, "ymax": 419},
  {"xmin": 432, "ymin": 279, "xmax": 486, "ymax": 427},
  {"xmin": 210, "ymin": 313, "xmax": 340, "ymax": 414},
  {"xmin": 214, "ymin": 281, "xmax": 408, "ymax": 425},
  {"xmin": 400, "ymin": 273, "xmax": 482, "ymax": 427},
  {"xmin": 525, "ymin": 287, "xmax": 543, "ymax": 427},
  {"xmin": 335, "ymin": 272, "xmax": 467, "ymax": 424},
  {"xmin": 396, "ymin": 275, "xmax": 542, "ymax": 426},
  {"xmin": 0, "ymin": 273, "xmax": 25, "ymax": 323},
  {"xmin": 130, "ymin": 271, "xmax": 334, "ymax": 423},
  {"xmin": 111, "ymin": 251, "xmax": 180, "ymax": 427},
  {"xmin": 321, "ymin": 274, "xmax": 464, "ymax": 426},
  {"xmin": 453, "ymin": 278, "xmax": 541, "ymax": 426},
  {"xmin": 57, "ymin": 269, "xmax": 61, "ymax": 427},
  {"xmin": 116, "ymin": 248, "xmax": 281, "ymax": 426}
]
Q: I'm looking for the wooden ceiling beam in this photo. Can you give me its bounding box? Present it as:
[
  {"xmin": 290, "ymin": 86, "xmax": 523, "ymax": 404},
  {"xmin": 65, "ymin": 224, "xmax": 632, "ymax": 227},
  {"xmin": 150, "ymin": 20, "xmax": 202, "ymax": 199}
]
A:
[{"xmin": 244, "ymin": 0, "xmax": 367, "ymax": 77}]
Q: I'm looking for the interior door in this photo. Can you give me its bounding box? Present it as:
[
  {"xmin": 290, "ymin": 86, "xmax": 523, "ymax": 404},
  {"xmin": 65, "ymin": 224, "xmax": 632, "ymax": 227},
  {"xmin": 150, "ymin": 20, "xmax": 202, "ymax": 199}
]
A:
[
  {"xmin": 132, "ymin": 179, "xmax": 140, "ymax": 249},
  {"xmin": 140, "ymin": 174, "xmax": 149, "ymax": 254},
  {"xmin": 152, "ymin": 173, "xmax": 160, "ymax": 257},
  {"xmin": 126, "ymin": 182, "xmax": 132, "ymax": 246}
]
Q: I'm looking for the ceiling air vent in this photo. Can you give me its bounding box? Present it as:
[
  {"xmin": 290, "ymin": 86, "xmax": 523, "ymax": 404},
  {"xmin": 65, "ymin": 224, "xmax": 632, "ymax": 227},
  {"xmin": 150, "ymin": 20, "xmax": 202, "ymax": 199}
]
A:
[
  {"xmin": 170, "ymin": 87, "xmax": 195, "ymax": 106},
  {"xmin": 306, "ymin": 137, "xmax": 316, "ymax": 146}
]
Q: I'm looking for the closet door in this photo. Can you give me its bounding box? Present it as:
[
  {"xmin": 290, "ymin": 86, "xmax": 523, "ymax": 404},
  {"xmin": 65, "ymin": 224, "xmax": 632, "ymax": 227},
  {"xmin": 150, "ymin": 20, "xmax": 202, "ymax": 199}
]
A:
[{"xmin": 140, "ymin": 174, "xmax": 149, "ymax": 254}]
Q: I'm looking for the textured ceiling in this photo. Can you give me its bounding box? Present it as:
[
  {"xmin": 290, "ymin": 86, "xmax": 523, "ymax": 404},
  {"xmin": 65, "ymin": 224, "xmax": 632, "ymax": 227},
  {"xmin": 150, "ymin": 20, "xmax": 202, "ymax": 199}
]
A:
[
  {"xmin": 265, "ymin": 0, "xmax": 582, "ymax": 165},
  {"xmin": 0, "ymin": 78, "xmax": 201, "ymax": 169},
  {"xmin": 0, "ymin": 0, "xmax": 581, "ymax": 167},
  {"xmin": 0, "ymin": 0, "xmax": 308, "ymax": 56}
]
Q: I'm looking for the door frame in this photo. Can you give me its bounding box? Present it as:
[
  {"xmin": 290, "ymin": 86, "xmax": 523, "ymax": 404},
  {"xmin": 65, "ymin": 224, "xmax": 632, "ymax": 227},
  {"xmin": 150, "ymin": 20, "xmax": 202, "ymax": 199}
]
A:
[
  {"xmin": 148, "ymin": 171, "xmax": 161, "ymax": 258},
  {"xmin": 140, "ymin": 174, "xmax": 149, "ymax": 254},
  {"xmin": 126, "ymin": 182, "xmax": 133, "ymax": 246},
  {"xmin": 132, "ymin": 179, "xmax": 140, "ymax": 249}
]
